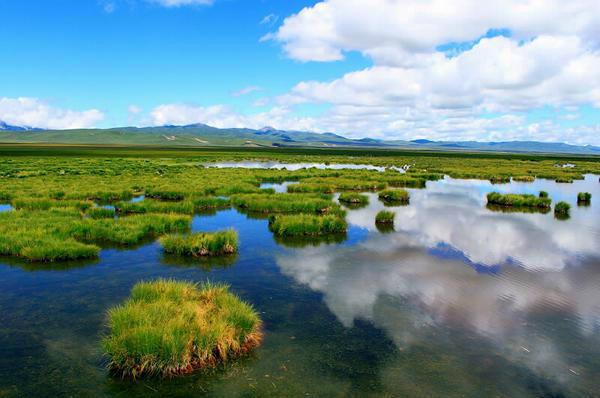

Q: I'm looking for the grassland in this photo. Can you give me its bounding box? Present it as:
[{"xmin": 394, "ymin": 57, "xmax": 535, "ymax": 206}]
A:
[
  {"xmin": 0, "ymin": 144, "xmax": 597, "ymax": 262},
  {"xmin": 102, "ymin": 279, "xmax": 262, "ymax": 378}
]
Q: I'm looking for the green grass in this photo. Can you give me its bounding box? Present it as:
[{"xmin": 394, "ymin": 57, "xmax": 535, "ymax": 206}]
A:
[
  {"xmin": 87, "ymin": 207, "xmax": 116, "ymax": 219},
  {"xmin": 539, "ymin": 191, "xmax": 549, "ymax": 198},
  {"xmin": 231, "ymin": 193, "xmax": 342, "ymax": 215},
  {"xmin": 512, "ymin": 175, "xmax": 535, "ymax": 182},
  {"xmin": 378, "ymin": 189, "xmax": 410, "ymax": 204},
  {"xmin": 375, "ymin": 210, "xmax": 395, "ymax": 224},
  {"xmin": 554, "ymin": 201, "xmax": 571, "ymax": 219},
  {"xmin": 115, "ymin": 200, "xmax": 195, "ymax": 215},
  {"xmin": 577, "ymin": 192, "xmax": 592, "ymax": 204},
  {"xmin": 269, "ymin": 214, "xmax": 347, "ymax": 236},
  {"xmin": 70, "ymin": 214, "xmax": 190, "ymax": 245},
  {"xmin": 12, "ymin": 198, "xmax": 92, "ymax": 211},
  {"xmin": 338, "ymin": 192, "xmax": 369, "ymax": 205},
  {"xmin": 486, "ymin": 192, "xmax": 552, "ymax": 209},
  {"xmin": 160, "ymin": 230, "xmax": 238, "ymax": 257},
  {"xmin": 102, "ymin": 279, "xmax": 262, "ymax": 378}
]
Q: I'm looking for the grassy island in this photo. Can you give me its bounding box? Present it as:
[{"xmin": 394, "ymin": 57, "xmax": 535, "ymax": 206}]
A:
[
  {"xmin": 554, "ymin": 201, "xmax": 571, "ymax": 219},
  {"xmin": 103, "ymin": 279, "xmax": 262, "ymax": 378},
  {"xmin": 577, "ymin": 192, "xmax": 592, "ymax": 204},
  {"xmin": 486, "ymin": 192, "xmax": 551, "ymax": 209},
  {"xmin": 160, "ymin": 230, "xmax": 238, "ymax": 257},
  {"xmin": 338, "ymin": 192, "xmax": 369, "ymax": 205},
  {"xmin": 378, "ymin": 189, "xmax": 410, "ymax": 204},
  {"xmin": 375, "ymin": 210, "xmax": 395, "ymax": 224},
  {"xmin": 269, "ymin": 214, "xmax": 347, "ymax": 236}
]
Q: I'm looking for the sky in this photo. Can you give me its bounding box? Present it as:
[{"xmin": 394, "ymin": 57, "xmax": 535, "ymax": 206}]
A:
[{"xmin": 1, "ymin": 0, "xmax": 600, "ymax": 145}]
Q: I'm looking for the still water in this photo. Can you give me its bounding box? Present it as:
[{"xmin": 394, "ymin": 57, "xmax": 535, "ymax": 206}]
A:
[{"xmin": 0, "ymin": 175, "xmax": 599, "ymax": 397}]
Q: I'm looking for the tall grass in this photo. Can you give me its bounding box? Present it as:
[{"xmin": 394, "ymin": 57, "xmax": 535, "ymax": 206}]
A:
[
  {"xmin": 87, "ymin": 207, "xmax": 116, "ymax": 219},
  {"xmin": 378, "ymin": 189, "xmax": 410, "ymax": 204},
  {"xmin": 116, "ymin": 200, "xmax": 195, "ymax": 215},
  {"xmin": 486, "ymin": 192, "xmax": 551, "ymax": 209},
  {"xmin": 269, "ymin": 214, "xmax": 347, "ymax": 236},
  {"xmin": 160, "ymin": 230, "xmax": 238, "ymax": 257},
  {"xmin": 12, "ymin": 198, "xmax": 92, "ymax": 211},
  {"xmin": 103, "ymin": 279, "xmax": 262, "ymax": 378}
]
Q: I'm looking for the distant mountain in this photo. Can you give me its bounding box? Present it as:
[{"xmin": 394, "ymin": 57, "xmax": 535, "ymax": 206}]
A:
[
  {"xmin": 0, "ymin": 122, "xmax": 599, "ymax": 155},
  {"xmin": 0, "ymin": 121, "xmax": 38, "ymax": 131}
]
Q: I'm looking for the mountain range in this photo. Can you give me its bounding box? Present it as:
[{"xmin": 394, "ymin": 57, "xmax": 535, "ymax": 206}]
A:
[{"xmin": 1, "ymin": 121, "xmax": 599, "ymax": 155}]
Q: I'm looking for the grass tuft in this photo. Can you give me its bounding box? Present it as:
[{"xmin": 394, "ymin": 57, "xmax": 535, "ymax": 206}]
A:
[
  {"xmin": 554, "ymin": 201, "xmax": 571, "ymax": 219},
  {"xmin": 378, "ymin": 189, "xmax": 410, "ymax": 204},
  {"xmin": 375, "ymin": 210, "xmax": 395, "ymax": 224},
  {"xmin": 269, "ymin": 214, "xmax": 347, "ymax": 236},
  {"xmin": 577, "ymin": 192, "xmax": 592, "ymax": 204},
  {"xmin": 338, "ymin": 192, "xmax": 369, "ymax": 205},
  {"xmin": 160, "ymin": 230, "xmax": 238, "ymax": 257},
  {"xmin": 102, "ymin": 279, "xmax": 262, "ymax": 378},
  {"xmin": 486, "ymin": 192, "xmax": 551, "ymax": 209}
]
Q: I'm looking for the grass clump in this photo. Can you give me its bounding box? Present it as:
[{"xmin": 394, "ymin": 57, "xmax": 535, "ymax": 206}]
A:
[
  {"xmin": 539, "ymin": 191, "xmax": 549, "ymax": 198},
  {"xmin": 102, "ymin": 279, "xmax": 262, "ymax": 378},
  {"xmin": 513, "ymin": 175, "xmax": 535, "ymax": 182},
  {"xmin": 12, "ymin": 198, "xmax": 92, "ymax": 211},
  {"xmin": 554, "ymin": 201, "xmax": 571, "ymax": 219},
  {"xmin": 577, "ymin": 192, "xmax": 592, "ymax": 204},
  {"xmin": 375, "ymin": 210, "xmax": 395, "ymax": 224},
  {"xmin": 116, "ymin": 200, "xmax": 195, "ymax": 215},
  {"xmin": 70, "ymin": 214, "xmax": 190, "ymax": 245},
  {"xmin": 378, "ymin": 189, "xmax": 410, "ymax": 204},
  {"xmin": 87, "ymin": 207, "xmax": 116, "ymax": 219},
  {"xmin": 486, "ymin": 192, "xmax": 551, "ymax": 209},
  {"xmin": 338, "ymin": 192, "xmax": 369, "ymax": 205},
  {"xmin": 231, "ymin": 193, "xmax": 340, "ymax": 215},
  {"xmin": 269, "ymin": 214, "xmax": 347, "ymax": 236},
  {"xmin": 160, "ymin": 230, "xmax": 238, "ymax": 257},
  {"xmin": 555, "ymin": 177, "xmax": 573, "ymax": 183}
]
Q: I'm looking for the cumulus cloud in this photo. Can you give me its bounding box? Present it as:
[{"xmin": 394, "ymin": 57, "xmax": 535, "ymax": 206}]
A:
[
  {"xmin": 259, "ymin": 0, "xmax": 600, "ymax": 144},
  {"xmin": 0, "ymin": 97, "xmax": 104, "ymax": 129}
]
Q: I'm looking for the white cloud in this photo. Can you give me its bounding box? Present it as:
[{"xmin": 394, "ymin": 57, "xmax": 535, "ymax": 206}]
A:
[
  {"xmin": 260, "ymin": 14, "xmax": 279, "ymax": 26},
  {"xmin": 0, "ymin": 97, "xmax": 104, "ymax": 129},
  {"xmin": 147, "ymin": 0, "xmax": 213, "ymax": 7},
  {"xmin": 127, "ymin": 105, "xmax": 142, "ymax": 115},
  {"xmin": 259, "ymin": 0, "xmax": 600, "ymax": 144},
  {"xmin": 231, "ymin": 86, "xmax": 262, "ymax": 97}
]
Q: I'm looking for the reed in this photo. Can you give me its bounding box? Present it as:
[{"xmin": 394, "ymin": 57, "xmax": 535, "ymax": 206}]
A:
[
  {"xmin": 160, "ymin": 229, "xmax": 238, "ymax": 257},
  {"xmin": 102, "ymin": 279, "xmax": 262, "ymax": 378}
]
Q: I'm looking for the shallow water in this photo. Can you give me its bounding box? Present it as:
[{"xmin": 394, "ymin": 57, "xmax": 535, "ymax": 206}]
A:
[
  {"xmin": 205, "ymin": 161, "xmax": 407, "ymax": 173},
  {"xmin": 0, "ymin": 176, "xmax": 599, "ymax": 397},
  {"xmin": 0, "ymin": 204, "xmax": 12, "ymax": 212}
]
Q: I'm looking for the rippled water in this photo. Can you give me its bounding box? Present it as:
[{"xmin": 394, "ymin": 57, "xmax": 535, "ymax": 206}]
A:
[{"xmin": 0, "ymin": 176, "xmax": 599, "ymax": 397}]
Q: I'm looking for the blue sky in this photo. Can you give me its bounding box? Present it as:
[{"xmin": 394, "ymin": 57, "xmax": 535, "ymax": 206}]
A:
[{"xmin": 1, "ymin": 0, "xmax": 600, "ymax": 145}]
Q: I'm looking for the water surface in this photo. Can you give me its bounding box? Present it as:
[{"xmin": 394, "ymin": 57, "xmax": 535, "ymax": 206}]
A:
[{"xmin": 0, "ymin": 176, "xmax": 599, "ymax": 397}]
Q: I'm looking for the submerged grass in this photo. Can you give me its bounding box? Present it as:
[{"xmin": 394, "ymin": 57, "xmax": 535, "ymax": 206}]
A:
[
  {"xmin": 160, "ymin": 229, "xmax": 238, "ymax": 257},
  {"xmin": 102, "ymin": 279, "xmax": 262, "ymax": 378},
  {"xmin": 378, "ymin": 189, "xmax": 410, "ymax": 204},
  {"xmin": 269, "ymin": 214, "xmax": 347, "ymax": 236},
  {"xmin": 486, "ymin": 192, "xmax": 552, "ymax": 209}
]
